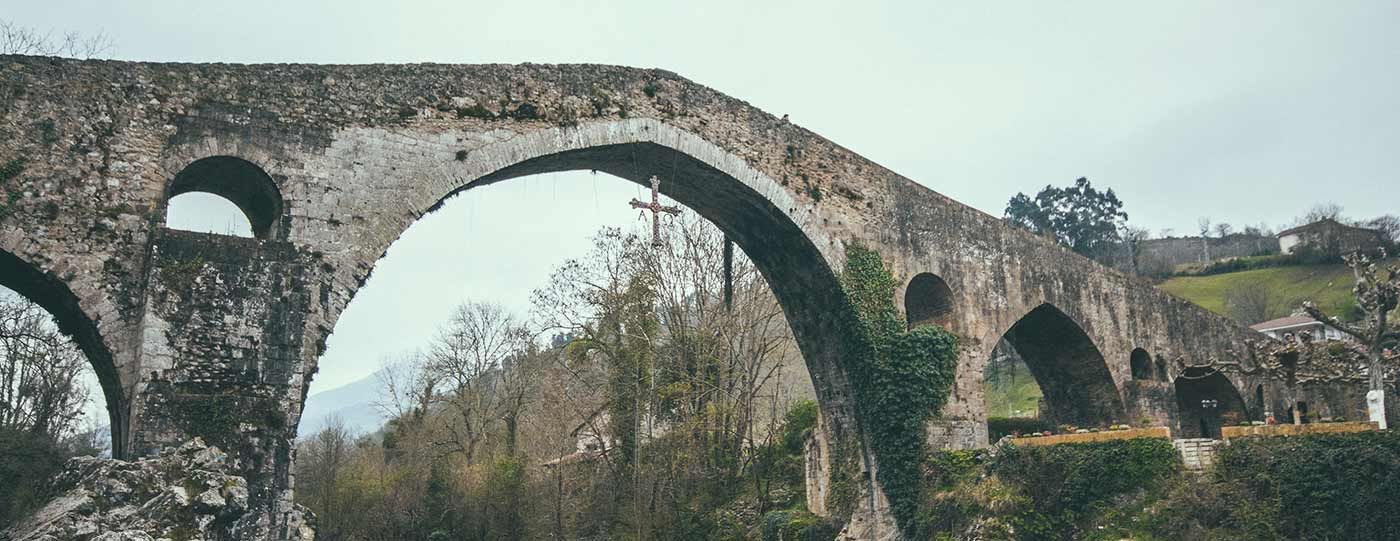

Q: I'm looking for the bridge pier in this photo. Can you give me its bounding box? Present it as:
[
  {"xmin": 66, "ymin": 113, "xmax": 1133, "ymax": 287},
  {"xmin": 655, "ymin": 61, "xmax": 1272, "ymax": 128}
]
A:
[{"xmin": 126, "ymin": 229, "xmax": 324, "ymax": 537}]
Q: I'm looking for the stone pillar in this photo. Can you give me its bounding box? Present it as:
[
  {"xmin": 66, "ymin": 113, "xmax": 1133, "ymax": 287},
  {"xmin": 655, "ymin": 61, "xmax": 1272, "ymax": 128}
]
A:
[
  {"xmin": 927, "ymin": 346, "xmax": 991, "ymax": 449},
  {"xmin": 804, "ymin": 412, "xmax": 831, "ymax": 516},
  {"xmin": 127, "ymin": 229, "xmax": 322, "ymax": 537},
  {"xmin": 1123, "ymin": 380, "xmax": 1176, "ymax": 429}
]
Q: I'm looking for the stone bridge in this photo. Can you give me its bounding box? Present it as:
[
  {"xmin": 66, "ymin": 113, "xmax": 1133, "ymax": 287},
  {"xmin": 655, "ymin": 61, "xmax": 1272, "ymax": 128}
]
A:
[{"xmin": 0, "ymin": 56, "xmax": 1263, "ymax": 538}]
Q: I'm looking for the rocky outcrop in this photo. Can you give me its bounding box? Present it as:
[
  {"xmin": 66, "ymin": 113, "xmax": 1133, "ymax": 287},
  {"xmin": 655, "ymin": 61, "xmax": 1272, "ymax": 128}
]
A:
[{"xmin": 1, "ymin": 439, "xmax": 314, "ymax": 541}]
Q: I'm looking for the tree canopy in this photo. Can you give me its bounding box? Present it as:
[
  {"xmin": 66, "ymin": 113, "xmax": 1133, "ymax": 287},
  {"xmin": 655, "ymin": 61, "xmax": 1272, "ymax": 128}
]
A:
[{"xmin": 1005, "ymin": 177, "xmax": 1129, "ymax": 259}]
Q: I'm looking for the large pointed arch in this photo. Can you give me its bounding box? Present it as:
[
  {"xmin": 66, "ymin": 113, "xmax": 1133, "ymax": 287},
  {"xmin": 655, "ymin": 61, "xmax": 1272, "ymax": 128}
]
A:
[
  {"xmin": 458, "ymin": 141, "xmax": 854, "ymax": 417},
  {"xmin": 308, "ymin": 119, "xmax": 869, "ymax": 514},
  {"xmin": 0, "ymin": 249, "xmax": 127, "ymax": 458},
  {"xmin": 308, "ymin": 120, "xmax": 868, "ymax": 501},
  {"xmin": 991, "ymin": 303, "xmax": 1126, "ymax": 426}
]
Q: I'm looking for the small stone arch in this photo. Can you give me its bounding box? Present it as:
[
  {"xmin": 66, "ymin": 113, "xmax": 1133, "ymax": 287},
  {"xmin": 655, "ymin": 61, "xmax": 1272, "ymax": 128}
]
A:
[
  {"xmin": 165, "ymin": 156, "xmax": 284, "ymax": 239},
  {"xmin": 905, "ymin": 272, "xmax": 955, "ymax": 329},
  {"xmin": 1130, "ymin": 348, "xmax": 1153, "ymax": 380},
  {"xmin": 992, "ymin": 303, "xmax": 1126, "ymax": 427},
  {"xmin": 0, "ymin": 248, "xmax": 127, "ymax": 457},
  {"xmin": 1173, "ymin": 367, "xmax": 1249, "ymax": 438}
]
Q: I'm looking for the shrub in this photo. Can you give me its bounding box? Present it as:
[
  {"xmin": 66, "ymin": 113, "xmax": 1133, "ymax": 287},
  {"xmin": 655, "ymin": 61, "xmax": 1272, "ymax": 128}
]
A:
[
  {"xmin": 1212, "ymin": 431, "xmax": 1400, "ymax": 539},
  {"xmin": 781, "ymin": 400, "xmax": 818, "ymax": 455},
  {"xmin": 0, "ymin": 428, "xmax": 71, "ymax": 527},
  {"xmin": 986, "ymin": 439, "xmax": 1181, "ymax": 539},
  {"xmin": 1181, "ymin": 253, "xmax": 1311, "ymax": 276},
  {"xmin": 760, "ymin": 509, "xmax": 837, "ymax": 541}
]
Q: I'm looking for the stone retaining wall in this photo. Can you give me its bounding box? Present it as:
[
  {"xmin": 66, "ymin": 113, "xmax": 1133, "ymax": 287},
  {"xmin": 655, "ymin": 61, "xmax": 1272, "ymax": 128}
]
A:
[
  {"xmin": 1221, "ymin": 421, "xmax": 1379, "ymax": 439},
  {"xmin": 1009, "ymin": 426, "xmax": 1170, "ymax": 447}
]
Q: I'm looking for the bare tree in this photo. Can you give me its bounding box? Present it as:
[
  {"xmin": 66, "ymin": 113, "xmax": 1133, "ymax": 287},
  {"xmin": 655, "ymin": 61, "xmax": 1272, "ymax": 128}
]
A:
[
  {"xmin": 374, "ymin": 351, "xmax": 434, "ymax": 424},
  {"xmin": 1197, "ymin": 217, "xmax": 1212, "ymax": 261},
  {"xmin": 1365, "ymin": 215, "xmax": 1400, "ymax": 245},
  {"xmin": 426, "ymin": 301, "xmax": 529, "ymax": 462},
  {"xmin": 297, "ymin": 416, "xmax": 354, "ymax": 538},
  {"xmin": 1298, "ymin": 202, "xmax": 1346, "ymax": 226},
  {"xmin": 1301, "ymin": 251, "xmax": 1398, "ymax": 427},
  {"xmin": 0, "ymin": 291, "xmax": 91, "ymax": 440},
  {"xmin": 1179, "ymin": 252, "xmax": 1398, "ymax": 426},
  {"xmin": 0, "ymin": 20, "xmax": 113, "ymax": 58},
  {"xmin": 1223, "ymin": 281, "xmax": 1275, "ymax": 325}
]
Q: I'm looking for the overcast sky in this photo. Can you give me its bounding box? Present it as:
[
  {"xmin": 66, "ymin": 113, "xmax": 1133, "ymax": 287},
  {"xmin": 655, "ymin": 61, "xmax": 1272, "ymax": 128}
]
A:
[{"xmin": 9, "ymin": 1, "xmax": 1399, "ymax": 395}]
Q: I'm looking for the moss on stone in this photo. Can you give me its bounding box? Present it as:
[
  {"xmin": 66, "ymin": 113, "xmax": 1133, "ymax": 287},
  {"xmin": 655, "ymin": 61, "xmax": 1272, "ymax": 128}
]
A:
[
  {"xmin": 0, "ymin": 158, "xmax": 23, "ymax": 184},
  {"xmin": 158, "ymin": 256, "xmax": 208, "ymax": 293}
]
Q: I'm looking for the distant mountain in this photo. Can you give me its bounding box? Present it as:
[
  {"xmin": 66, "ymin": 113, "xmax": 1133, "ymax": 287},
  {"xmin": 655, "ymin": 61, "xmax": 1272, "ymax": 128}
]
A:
[{"xmin": 299, "ymin": 372, "xmax": 388, "ymax": 437}]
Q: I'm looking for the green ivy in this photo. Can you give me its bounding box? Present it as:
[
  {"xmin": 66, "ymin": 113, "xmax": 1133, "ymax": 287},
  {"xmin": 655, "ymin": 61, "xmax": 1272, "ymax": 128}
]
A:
[
  {"xmin": 0, "ymin": 158, "xmax": 23, "ymax": 183},
  {"xmin": 837, "ymin": 244, "xmax": 958, "ymax": 535},
  {"xmin": 158, "ymin": 256, "xmax": 208, "ymax": 292}
]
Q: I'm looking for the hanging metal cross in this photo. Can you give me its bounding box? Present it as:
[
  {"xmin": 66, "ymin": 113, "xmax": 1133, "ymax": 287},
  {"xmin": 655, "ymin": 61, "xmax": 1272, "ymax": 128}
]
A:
[{"xmin": 630, "ymin": 175, "xmax": 681, "ymax": 247}]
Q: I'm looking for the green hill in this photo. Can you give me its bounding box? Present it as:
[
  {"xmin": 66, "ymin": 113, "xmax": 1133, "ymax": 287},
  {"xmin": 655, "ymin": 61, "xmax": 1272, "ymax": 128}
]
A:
[
  {"xmin": 1155, "ymin": 260, "xmax": 1390, "ymax": 324},
  {"xmin": 984, "ymin": 356, "xmax": 1043, "ymax": 418}
]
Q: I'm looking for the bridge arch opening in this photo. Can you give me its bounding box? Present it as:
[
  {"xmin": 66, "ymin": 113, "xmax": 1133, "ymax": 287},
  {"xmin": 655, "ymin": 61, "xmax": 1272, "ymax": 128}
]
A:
[
  {"xmin": 303, "ymin": 137, "xmax": 840, "ymax": 529},
  {"xmin": 435, "ymin": 140, "xmax": 853, "ymax": 407},
  {"xmin": 905, "ymin": 272, "xmax": 954, "ymax": 330},
  {"xmin": 1130, "ymin": 348, "xmax": 1153, "ymax": 380},
  {"xmin": 0, "ymin": 249, "xmax": 125, "ymax": 458},
  {"xmin": 985, "ymin": 303, "xmax": 1126, "ymax": 428},
  {"xmin": 306, "ymin": 134, "xmax": 860, "ymax": 528},
  {"xmin": 164, "ymin": 156, "xmax": 282, "ymax": 239},
  {"xmin": 1173, "ymin": 367, "xmax": 1248, "ymax": 438}
]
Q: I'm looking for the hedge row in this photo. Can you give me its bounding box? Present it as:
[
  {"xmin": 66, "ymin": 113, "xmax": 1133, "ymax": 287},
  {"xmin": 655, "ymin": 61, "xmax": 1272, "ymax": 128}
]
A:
[
  {"xmin": 1211, "ymin": 430, "xmax": 1400, "ymax": 540},
  {"xmin": 919, "ymin": 438, "xmax": 1182, "ymax": 540}
]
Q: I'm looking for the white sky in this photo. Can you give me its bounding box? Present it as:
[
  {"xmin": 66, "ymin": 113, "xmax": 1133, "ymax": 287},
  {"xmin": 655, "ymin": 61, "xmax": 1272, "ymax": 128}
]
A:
[{"xmin": 8, "ymin": 1, "xmax": 1400, "ymax": 394}]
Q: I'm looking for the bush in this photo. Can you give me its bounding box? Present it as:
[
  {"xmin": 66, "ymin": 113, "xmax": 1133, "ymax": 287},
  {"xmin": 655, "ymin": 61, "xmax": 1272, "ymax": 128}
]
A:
[
  {"xmin": 780, "ymin": 400, "xmax": 818, "ymax": 456},
  {"xmin": 760, "ymin": 509, "xmax": 837, "ymax": 541},
  {"xmin": 1211, "ymin": 431, "xmax": 1400, "ymax": 540},
  {"xmin": 1181, "ymin": 253, "xmax": 1312, "ymax": 276},
  {"xmin": 915, "ymin": 439, "xmax": 1181, "ymax": 539},
  {"xmin": 0, "ymin": 428, "xmax": 85, "ymax": 528},
  {"xmin": 987, "ymin": 417, "xmax": 1054, "ymax": 441},
  {"xmin": 917, "ymin": 432, "xmax": 1400, "ymax": 539},
  {"xmin": 986, "ymin": 439, "xmax": 1181, "ymax": 539}
]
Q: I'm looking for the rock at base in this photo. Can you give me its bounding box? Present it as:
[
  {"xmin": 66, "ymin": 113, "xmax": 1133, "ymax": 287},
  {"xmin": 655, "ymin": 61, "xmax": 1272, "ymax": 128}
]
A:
[{"xmin": 1, "ymin": 439, "xmax": 314, "ymax": 541}]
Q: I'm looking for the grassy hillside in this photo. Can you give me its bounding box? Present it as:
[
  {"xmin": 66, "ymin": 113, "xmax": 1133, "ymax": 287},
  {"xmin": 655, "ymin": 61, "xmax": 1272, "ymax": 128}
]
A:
[
  {"xmin": 1156, "ymin": 261, "xmax": 1377, "ymax": 323},
  {"xmin": 984, "ymin": 358, "xmax": 1043, "ymax": 418}
]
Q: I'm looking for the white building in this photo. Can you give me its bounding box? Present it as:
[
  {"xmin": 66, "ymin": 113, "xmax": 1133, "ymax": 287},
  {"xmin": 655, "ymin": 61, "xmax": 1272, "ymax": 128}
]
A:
[{"xmin": 1250, "ymin": 315, "xmax": 1349, "ymax": 342}]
